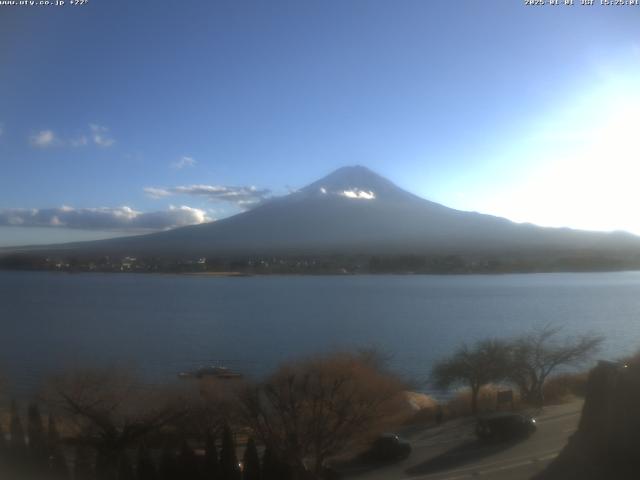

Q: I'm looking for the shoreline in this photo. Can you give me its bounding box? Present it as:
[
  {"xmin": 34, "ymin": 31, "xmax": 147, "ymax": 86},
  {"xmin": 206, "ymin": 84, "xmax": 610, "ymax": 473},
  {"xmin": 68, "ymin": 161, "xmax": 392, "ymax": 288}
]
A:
[{"xmin": 2, "ymin": 268, "xmax": 640, "ymax": 277}]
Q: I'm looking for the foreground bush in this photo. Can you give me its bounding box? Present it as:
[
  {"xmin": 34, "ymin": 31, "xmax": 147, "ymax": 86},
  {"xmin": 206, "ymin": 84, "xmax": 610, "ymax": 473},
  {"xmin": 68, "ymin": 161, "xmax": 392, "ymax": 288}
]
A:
[
  {"xmin": 240, "ymin": 351, "xmax": 405, "ymax": 478},
  {"xmin": 542, "ymin": 372, "xmax": 589, "ymax": 404},
  {"xmin": 0, "ymin": 350, "xmax": 405, "ymax": 480}
]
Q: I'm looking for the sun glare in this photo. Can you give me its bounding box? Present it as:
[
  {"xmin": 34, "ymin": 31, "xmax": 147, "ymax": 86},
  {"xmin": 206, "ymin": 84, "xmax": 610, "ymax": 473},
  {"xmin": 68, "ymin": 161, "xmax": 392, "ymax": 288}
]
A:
[{"xmin": 479, "ymin": 69, "xmax": 640, "ymax": 235}]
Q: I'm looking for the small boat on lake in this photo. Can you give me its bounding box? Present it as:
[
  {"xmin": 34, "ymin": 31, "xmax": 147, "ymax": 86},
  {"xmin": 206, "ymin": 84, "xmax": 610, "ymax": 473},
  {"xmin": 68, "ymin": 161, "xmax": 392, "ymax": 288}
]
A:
[{"xmin": 178, "ymin": 365, "xmax": 243, "ymax": 380}]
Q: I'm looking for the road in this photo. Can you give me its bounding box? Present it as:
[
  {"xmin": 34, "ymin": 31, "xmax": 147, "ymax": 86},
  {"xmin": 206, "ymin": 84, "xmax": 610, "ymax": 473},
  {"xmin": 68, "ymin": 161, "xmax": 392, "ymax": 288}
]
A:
[{"xmin": 343, "ymin": 401, "xmax": 583, "ymax": 480}]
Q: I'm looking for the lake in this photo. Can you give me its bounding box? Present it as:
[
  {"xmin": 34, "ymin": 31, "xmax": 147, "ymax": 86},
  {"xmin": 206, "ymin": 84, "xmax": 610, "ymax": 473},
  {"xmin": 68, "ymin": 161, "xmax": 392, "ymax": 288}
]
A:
[{"xmin": 1, "ymin": 270, "xmax": 640, "ymax": 396}]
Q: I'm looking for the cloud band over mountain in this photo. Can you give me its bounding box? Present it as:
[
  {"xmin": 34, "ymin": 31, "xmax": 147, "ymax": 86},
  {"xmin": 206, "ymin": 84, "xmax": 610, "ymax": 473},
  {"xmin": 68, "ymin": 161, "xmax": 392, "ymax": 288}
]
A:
[
  {"xmin": 0, "ymin": 205, "xmax": 211, "ymax": 231},
  {"xmin": 144, "ymin": 184, "xmax": 271, "ymax": 207}
]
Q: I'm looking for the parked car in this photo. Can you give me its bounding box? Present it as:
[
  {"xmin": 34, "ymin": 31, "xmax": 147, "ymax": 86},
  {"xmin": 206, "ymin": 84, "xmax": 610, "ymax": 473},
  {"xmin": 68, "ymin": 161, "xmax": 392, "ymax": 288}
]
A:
[
  {"xmin": 361, "ymin": 433, "xmax": 412, "ymax": 462},
  {"xmin": 475, "ymin": 412, "xmax": 537, "ymax": 441}
]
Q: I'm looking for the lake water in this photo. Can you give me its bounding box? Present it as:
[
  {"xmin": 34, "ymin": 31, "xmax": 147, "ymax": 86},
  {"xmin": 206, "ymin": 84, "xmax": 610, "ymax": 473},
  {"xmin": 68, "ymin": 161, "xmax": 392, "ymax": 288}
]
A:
[{"xmin": 1, "ymin": 270, "xmax": 640, "ymax": 396}]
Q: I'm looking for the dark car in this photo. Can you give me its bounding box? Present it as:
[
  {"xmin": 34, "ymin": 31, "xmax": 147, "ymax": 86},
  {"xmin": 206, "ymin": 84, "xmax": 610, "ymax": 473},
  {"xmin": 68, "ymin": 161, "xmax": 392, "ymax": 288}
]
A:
[
  {"xmin": 475, "ymin": 412, "xmax": 537, "ymax": 442},
  {"xmin": 362, "ymin": 433, "xmax": 412, "ymax": 462}
]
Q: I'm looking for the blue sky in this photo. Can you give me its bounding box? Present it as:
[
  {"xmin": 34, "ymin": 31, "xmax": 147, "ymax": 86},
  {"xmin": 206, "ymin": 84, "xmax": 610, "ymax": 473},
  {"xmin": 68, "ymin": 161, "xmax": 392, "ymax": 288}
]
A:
[{"xmin": 1, "ymin": 0, "xmax": 640, "ymax": 246}]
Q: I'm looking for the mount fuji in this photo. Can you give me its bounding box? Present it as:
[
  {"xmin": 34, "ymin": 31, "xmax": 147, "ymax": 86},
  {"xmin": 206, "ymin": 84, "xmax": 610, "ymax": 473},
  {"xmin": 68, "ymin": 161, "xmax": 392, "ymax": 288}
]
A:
[{"xmin": 19, "ymin": 166, "xmax": 640, "ymax": 259}]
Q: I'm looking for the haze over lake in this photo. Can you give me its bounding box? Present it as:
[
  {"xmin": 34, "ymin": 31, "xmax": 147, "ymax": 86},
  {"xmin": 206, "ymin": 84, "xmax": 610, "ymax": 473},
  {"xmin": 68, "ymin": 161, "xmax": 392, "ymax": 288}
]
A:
[{"xmin": 2, "ymin": 270, "xmax": 640, "ymax": 395}]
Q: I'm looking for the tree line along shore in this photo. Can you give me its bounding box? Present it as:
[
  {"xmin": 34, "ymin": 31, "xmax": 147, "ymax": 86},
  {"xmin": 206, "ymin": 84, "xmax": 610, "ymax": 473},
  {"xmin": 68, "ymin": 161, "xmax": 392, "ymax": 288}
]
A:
[{"xmin": 3, "ymin": 251, "xmax": 640, "ymax": 275}]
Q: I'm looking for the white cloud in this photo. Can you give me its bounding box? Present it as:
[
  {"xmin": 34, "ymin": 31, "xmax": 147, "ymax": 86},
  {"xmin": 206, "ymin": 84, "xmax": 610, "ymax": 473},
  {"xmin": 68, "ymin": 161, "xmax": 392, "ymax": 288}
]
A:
[
  {"xmin": 89, "ymin": 124, "xmax": 115, "ymax": 147},
  {"xmin": 0, "ymin": 205, "xmax": 211, "ymax": 232},
  {"xmin": 135, "ymin": 205, "xmax": 211, "ymax": 229},
  {"xmin": 144, "ymin": 184, "xmax": 271, "ymax": 208},
  {"xmin": 143, "ymin": 187, "xmax": 172, "ymax": 199},
  {"xmin": 30, "ymin": 130, "xmax": 58, "ymax": 148},
  {"xmin": 28, "ymin": 124, "xmax": 115, "ymax": 149},
  {"xmin": 171, "ymin": 156, "xmax": 196, "ymax": 169}
]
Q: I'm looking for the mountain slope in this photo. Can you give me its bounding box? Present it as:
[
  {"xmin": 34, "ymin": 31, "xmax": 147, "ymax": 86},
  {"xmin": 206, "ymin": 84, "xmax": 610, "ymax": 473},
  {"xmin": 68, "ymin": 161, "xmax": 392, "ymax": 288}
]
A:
[{"xmin": 23, "ymin": 166, "xmax": 640, "ymax": 258}]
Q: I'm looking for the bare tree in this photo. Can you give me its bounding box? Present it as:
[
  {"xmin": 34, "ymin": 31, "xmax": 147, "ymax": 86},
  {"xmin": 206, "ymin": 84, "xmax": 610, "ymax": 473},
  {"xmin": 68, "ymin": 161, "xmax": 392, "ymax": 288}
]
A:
[
  {"xmin": 46, "ymin": 368, "xmax": 185, "ymax": 479},
  {"xmin": 431, "ymin": 339, "xmax": 510, "ymax": 414},
  {"xmin": 240, "ymin": 352, "xmax": 404, "ymax": 479},
  {"xmin": 506, "ymin": 325, "xmax": 603, "ymax": 406},
  {"xmin": 178, "ymin": 375, "xmax": 247, "ymax": 441}
]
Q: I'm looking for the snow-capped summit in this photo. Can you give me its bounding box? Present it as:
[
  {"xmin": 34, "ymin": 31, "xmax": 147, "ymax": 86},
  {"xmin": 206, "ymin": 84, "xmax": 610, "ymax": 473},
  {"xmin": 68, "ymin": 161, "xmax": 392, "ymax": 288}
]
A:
[{"xmin": 299, "ymin": 165, "xmax": 416, "ymax": 202}]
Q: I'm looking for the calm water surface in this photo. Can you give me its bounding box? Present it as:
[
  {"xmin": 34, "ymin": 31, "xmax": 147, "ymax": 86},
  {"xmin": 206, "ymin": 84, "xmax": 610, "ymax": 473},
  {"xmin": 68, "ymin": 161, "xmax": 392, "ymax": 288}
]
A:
[{"xmin": 1, "ymin": 270, "xmax": 640, "ymax": 395}]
